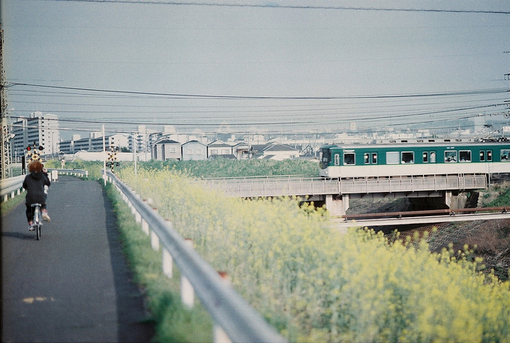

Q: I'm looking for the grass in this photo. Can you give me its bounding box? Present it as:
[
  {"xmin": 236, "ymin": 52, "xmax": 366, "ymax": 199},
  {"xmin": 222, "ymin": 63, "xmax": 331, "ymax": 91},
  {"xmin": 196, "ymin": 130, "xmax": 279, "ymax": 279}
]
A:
[
  {"xmin": 1, "ymin": 192, "xmax": 26, "ymax": 216},
  {"xmin": 103, "ymin": 181, "xmax": 214, "ymax": 343}
]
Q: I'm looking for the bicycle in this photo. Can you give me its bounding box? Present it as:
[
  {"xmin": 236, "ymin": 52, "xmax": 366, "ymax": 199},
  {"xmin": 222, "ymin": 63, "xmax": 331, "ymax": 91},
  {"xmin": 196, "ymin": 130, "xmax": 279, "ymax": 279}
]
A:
[{"xmin": 30, "ymin": 203, "xmax": 43, "ymax": 240}]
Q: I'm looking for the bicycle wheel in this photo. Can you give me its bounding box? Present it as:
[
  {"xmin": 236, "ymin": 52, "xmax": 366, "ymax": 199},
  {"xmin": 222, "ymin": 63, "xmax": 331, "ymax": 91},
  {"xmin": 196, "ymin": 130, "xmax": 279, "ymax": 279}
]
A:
[{"xmin": 36, "ymin": 225, "xmax": 41, "ymax": 240}]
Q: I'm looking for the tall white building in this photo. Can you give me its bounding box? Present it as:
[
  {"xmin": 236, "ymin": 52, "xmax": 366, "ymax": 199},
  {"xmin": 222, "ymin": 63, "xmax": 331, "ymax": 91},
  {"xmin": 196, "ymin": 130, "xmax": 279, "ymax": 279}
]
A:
[{"xmin": 11, "ymin": 112, "xmax": 60, "ymax": 159}]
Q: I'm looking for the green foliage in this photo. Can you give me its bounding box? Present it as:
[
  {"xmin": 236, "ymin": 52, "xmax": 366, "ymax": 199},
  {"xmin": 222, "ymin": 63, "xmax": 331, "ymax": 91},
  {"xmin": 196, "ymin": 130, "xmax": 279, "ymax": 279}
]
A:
[
  {"xmin": 119, "ymin": 167, "xmax": 510, "ymax": 342},
  {"xmin": 486, "ymin": 186, "xmax": 510, "ymax": 207},
  {"xmin": 132, "ymin": 159, "xmax": 318, "ymax": 178},
  {"xmin": 104, "ymin": 182, "xmax": 213, "ymax": 343},
  {"xmin": 43, "ymin": 159, "xmax": 61, "ymax": 169}
]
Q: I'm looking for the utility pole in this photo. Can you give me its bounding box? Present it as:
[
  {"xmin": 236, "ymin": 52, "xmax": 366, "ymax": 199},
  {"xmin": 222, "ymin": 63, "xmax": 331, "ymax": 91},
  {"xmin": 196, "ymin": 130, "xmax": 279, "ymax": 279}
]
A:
[{"xmin": 0, "ymin": 25, "xmax": 11, "ymax": 179}]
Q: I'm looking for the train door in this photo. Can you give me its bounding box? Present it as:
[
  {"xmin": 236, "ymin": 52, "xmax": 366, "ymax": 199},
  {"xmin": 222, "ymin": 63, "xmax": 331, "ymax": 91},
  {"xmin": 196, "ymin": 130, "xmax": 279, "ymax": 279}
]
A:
[
  {"xmin": 363, "ymin": 152, "xmax": 378, "ymax": 165},
  {"xmin": 422, "ymin": 151, "xmax": 436, "ymax": 163},
  {"xmin": 479, "ymin": 150, "xmax": 492, "ymax": 162}
]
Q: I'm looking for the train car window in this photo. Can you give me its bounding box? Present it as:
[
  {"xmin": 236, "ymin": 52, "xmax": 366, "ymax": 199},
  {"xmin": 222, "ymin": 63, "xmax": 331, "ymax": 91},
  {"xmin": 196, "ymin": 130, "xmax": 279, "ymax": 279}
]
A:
[
  {"xmin": 445, "ymin": 150, "xmax": 457, "ymax": 163},
  {"xmin": 334, "ymin": 154, "xmax": 340, "ymax": 165},
  {"xmin": 501, "ymin": 149, "xmax": 510, "ymax": 161},
  {"xmin": 364, "ymin": 153, "xmax": 370, "ymax": 164},
  {"xmin": 372, "ymin": 153, "xmax": 377, "ymax": 164},
  {"xmin": 430, "ymin": 151, "xmax": 436, "ymax": 163},
  {"xmin": 423, "ymin": 152, "xmax": 429, "ymax": 163},
  {"xmin": 459, "ymin": 150, "xmax": 471, "ymax": 162},
  {"xmin": 344, "ymin": 152, "xmax": 355, "ymax": 165},
  {"xmin": 480, "ymin": 151, "xmax": 485, "ymax": 161},
  {"xmin": 401, "ymin": 152, "xmax": 414, "ymax": 164},
  {"xmin": 487, "ymin": 150, "xmax": 492, "ymax": 161},
  {"xmin": 386, "ymin": 151, "xmax": 399, "ymax": 164}
]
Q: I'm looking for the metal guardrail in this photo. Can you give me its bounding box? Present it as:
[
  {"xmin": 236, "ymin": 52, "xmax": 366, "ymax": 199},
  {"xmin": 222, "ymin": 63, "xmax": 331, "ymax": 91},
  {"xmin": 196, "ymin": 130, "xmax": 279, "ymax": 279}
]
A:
[
  {"xmin": 47, "ymin": 168, "xmax": 88, "ymax": 178},
  {"xmin": 202, "ymin": 174, "xmax": 488, "ymax": 198},
  {"xmin": 105, "ymin": 171, "xmax": 287, "ymax": 343},
  {"xmin": 1, "ymin": 175, "xmax": 25, "ymax": 202},
  {"xmin": 1, "ymin": 169, "xmax": 89, "ymax": 202}
]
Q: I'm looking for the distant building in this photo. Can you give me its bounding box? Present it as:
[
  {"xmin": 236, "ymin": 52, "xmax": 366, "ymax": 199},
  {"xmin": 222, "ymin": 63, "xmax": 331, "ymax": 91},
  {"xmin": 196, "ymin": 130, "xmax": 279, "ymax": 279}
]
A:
[
  {"xmin": 59, "ymin": 133, "xmax": 129, "ymax": 154},
  {"xmin": 207, "ymin": 140, "xmax": 236, "ymax": 159},
  {"xmin": 152, "ymin": 139, "xmax": 181, "ymax": 161},
  {"xmin": 260, "ymin": 144, "xmax": 300, "ymax": 161},
  {"xmin": 182, "ymin": 140, "xmax": 207, "ymax": 161},
  {"xmin": 233, "ymin": 142, "xmax": 250, "ymax": 159},
  {"xmin": 11, "ymin": 112, "xmax": 60, "ymax": 159}
]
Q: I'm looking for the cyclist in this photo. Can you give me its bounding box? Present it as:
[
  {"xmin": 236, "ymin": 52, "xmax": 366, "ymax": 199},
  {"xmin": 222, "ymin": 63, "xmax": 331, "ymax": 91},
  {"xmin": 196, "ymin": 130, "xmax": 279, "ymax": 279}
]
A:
[{"xmin": 23, "ymin": 160, "xmax": 51, "ymax": 230}]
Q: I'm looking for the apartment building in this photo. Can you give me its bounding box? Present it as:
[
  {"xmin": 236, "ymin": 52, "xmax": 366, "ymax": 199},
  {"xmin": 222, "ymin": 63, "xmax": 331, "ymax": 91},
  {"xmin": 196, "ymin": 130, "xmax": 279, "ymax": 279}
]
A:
[{"xmin": 11, "ymin": 112, "xmax": 59, "ymax": 159}]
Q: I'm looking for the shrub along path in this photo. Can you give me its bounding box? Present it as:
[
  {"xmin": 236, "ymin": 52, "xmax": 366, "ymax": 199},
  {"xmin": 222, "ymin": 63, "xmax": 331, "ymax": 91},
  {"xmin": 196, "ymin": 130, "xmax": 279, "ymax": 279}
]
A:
[{"xmin": 1, "ymin": 175, "xmax": 153, "ymax": 342}]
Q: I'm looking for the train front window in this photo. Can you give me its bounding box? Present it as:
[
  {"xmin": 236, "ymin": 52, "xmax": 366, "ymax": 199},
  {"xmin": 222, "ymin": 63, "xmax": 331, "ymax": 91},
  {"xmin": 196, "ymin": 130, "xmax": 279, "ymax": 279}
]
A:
[
  {"xmin": 401, "ymin": 151, "xmax": 414, "ymax": 164},
  {"xmin": 459, "ymin": 150, "xmax": 471, "ymax": 162},
  {"xmin": 445, "ymin": 150, "xmax": 457, "ymax": 163},
  {"xmin": 319, "ymin": 148, "xmax": 330, "ymax": 169},
  {"xmin": 344, "ymin": 152, "xmax": 355, "ymax": 165}
]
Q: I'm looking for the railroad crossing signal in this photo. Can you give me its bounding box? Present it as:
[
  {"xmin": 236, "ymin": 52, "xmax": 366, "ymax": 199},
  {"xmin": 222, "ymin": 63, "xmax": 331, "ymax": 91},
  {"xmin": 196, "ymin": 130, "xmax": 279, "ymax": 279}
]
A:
[
  {"xmin": 106, "ymin": 146, "xmax": 120, "ymax": 173},
  {"xmin": 26, "ymin": 142, "xmax": 44, "ymax": 163}
]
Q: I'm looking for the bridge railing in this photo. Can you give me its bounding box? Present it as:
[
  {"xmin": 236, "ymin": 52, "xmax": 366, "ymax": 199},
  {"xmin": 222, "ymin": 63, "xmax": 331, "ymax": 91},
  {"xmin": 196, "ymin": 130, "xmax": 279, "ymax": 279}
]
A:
[
  {"xmin": 202, "ymin": 174, "xmax": 487, "ymax": 198},
  {"xmin": 105, "ymin": 171, "xmax": 287, "ymax": 343}
]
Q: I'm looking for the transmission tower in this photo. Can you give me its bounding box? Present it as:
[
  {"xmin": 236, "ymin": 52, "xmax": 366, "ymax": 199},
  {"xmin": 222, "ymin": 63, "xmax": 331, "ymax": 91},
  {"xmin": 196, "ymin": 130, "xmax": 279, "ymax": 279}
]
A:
[{"xmin": 0, "ymin": 25, "xmax": 11, "ymax": 179}]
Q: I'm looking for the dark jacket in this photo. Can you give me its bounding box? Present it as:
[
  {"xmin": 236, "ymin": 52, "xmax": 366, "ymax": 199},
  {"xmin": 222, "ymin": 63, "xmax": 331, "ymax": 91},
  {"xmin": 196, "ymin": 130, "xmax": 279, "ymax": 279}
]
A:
[{"xmin": 23, "ymin": 171, "xmax": 51, "ymax": 205}]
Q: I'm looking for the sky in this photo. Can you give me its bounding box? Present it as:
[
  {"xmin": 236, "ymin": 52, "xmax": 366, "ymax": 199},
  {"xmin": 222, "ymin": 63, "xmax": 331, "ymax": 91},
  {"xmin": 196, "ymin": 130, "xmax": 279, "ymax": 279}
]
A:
[{"xmin": 1, "ymin": 0, "xmax": 509, "ymax": 140}]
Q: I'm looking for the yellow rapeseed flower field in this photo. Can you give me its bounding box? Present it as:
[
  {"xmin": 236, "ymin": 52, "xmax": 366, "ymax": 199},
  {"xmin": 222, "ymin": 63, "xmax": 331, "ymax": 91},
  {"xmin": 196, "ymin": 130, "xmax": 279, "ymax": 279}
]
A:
[{"xmin": 119, "ymin": 167, "xmax": 510, "ymax": 342}]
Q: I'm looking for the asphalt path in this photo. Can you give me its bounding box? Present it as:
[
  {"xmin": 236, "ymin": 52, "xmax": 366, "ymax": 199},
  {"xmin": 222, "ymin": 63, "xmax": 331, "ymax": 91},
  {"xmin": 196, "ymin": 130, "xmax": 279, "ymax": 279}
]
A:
[{"xmin": 2, "ymin": 176, "xmax": 154, "ymax": 342}]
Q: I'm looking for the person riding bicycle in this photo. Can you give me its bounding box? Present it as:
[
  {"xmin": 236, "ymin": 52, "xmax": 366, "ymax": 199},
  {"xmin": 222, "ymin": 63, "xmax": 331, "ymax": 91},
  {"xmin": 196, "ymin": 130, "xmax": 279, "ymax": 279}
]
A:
[{"xmin": 23, "ymin": 160, "xmax": 51, "ymax": 230}]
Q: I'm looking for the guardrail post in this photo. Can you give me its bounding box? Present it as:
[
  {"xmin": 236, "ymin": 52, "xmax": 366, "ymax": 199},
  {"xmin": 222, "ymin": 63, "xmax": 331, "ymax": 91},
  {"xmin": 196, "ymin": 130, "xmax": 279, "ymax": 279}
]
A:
[
  {"xmin": 162, "ymin": 220, "xmax": 174, "ymax": 277},
  {"xmin": 214, "ymin": 271, "xmax": 232, "ymax": 343},
  {"xmin": 181, "ymin": 238, "xmax": 195, "ymax": 308},
  {"xmin": 150, "ymin": 230, "xmax": 160, "ymax": 251},
  {"xmin": 162, "ymin": 248, "xmax": 173, "ymax": 278},
  {"xmin": 141, "ymin": 219, "xmax": 149, "ymax": 235},
  {"xmin": 135, "ymin": 211, "xmax": 142, "ymax": 224}
]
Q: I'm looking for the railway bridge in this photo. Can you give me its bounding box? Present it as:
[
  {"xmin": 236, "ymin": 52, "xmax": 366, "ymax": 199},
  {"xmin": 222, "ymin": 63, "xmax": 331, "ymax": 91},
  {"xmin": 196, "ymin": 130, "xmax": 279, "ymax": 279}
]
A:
[{"xmin": 201, "ymin": 174, "xmax": 488, "ymax": 216}]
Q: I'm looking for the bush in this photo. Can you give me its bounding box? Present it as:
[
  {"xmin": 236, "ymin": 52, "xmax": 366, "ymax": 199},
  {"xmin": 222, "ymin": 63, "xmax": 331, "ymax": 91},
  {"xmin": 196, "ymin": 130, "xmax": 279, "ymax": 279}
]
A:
[{"xmin": 118, "ymin": 167, "xmax": 510, "ymax": 342}]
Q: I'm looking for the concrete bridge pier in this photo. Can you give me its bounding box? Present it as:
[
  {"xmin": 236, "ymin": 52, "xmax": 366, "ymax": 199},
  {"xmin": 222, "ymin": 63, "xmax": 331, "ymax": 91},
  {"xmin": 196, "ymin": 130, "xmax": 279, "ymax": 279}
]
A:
[
  {"xmin": 325, "ymin": 194, "xmax": 350, "ymax": 216},
  {"xmin": 444, "ymin": 191, "xmax": 469, "ymax": 210}
]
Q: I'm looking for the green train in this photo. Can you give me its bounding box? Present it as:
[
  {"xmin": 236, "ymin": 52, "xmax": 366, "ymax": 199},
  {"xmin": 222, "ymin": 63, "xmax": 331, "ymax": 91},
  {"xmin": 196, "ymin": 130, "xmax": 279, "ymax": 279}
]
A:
[{"xmin": 319, "ymin": 140, "xmax": 510, "ymax": 179}]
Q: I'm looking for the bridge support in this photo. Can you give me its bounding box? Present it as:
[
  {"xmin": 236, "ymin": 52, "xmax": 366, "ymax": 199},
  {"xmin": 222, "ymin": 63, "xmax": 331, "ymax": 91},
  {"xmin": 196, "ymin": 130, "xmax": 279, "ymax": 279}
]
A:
[
  {"xmin": 325, "ymin": 194, "xmax": 349, "ymax": 216},
  {"xmin": 444, "ymin": 191, "xmax": 468, "ymax": 210}
]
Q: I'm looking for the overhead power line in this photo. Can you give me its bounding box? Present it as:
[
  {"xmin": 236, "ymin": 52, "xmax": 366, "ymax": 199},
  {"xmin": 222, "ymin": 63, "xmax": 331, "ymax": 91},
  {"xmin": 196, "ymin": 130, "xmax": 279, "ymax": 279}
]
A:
[
  {"xmin": 8, "ymin": 82, "xmax": 509, "ymax": 101},
  {"xmin": 38, "ymin": 0, "xmax": 510, "ymax": 15}
]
